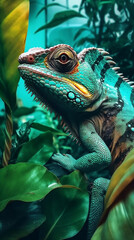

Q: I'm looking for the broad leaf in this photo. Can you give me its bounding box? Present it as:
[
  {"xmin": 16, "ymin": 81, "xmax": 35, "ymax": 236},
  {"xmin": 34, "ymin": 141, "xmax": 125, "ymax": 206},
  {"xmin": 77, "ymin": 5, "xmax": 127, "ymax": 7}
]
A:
[
  {"xmin": 17, "ymin": 132, "xmax": 54, "ymax": 165},
  {"xmin": 35, "ymin": 10, "xmax": 85, "ymax": 32},
  {"xmin": 0, "ymin": 0, "xmax": 29, "ymax": 109},
  {"xmin": 0, "ymin": 162, "xmax": 61, "ymax": 211},
  {"xmin": 0, "ymin": 201, "xmax": 46, "ymax": 240},
  {"xmin": 40, "ymin": 186, "xmax": 89, "ymax": 240}
]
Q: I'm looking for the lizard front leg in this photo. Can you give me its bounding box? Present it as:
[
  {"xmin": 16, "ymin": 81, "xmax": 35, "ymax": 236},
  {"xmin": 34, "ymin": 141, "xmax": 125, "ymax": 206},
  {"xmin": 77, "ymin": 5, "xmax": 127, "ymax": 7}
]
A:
[
  {"xmin": 75, "ymin": 121, "xmax": 111, "ymax": 173},
  {"xmin": 52, "ymin": 121, "xmax": 111, "ymax": 173}
]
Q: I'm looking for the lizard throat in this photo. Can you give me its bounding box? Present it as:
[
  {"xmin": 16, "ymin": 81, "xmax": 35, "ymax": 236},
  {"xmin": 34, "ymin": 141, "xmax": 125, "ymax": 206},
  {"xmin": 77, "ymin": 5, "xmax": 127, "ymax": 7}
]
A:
[{"xmin": 18, "ymin": 65, "xmax": 93, "ymax": 99}]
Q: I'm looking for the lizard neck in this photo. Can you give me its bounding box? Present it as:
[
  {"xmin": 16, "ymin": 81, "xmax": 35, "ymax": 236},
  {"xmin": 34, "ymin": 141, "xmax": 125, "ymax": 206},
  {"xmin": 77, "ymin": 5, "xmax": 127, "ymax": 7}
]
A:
[{"xmin": 101, "ymin": 83, "xmax": 124, "ymax": 114}]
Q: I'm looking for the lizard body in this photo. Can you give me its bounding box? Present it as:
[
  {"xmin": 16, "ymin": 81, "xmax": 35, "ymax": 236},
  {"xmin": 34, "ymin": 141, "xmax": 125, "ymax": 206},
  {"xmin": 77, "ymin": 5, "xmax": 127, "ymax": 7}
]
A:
[
  {"xmin": 18, "ymin": 44, "xmax": 134, "ymax": 174},
  {"xmin": 18, "ymin": 45, "xmax": 134, "ymax": 239}
]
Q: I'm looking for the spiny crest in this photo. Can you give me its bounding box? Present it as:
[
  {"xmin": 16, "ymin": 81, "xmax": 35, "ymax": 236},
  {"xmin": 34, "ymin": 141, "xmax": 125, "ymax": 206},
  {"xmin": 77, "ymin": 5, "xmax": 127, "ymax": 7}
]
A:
[{"xmin": 78, "ymin": 47, "xmax": 134, "ymax": 88}]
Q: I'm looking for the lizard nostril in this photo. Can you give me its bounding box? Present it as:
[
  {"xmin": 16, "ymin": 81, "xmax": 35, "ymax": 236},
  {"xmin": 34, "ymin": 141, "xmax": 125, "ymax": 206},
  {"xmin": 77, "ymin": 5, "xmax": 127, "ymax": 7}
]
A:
[
  {"xmin": 27, "ymin": 55, "xmax": 35, "ymax": 63},
  {"xmin": 18, "ymin": 54, "xmax": 35, "ymax": 64}
]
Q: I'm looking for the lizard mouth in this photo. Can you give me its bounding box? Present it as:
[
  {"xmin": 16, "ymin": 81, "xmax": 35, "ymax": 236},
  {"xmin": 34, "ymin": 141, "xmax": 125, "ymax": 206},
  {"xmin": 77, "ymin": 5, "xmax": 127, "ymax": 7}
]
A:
[{"xmin": 18, "ymin": 64, "xmax": 93, "ymax": 99}]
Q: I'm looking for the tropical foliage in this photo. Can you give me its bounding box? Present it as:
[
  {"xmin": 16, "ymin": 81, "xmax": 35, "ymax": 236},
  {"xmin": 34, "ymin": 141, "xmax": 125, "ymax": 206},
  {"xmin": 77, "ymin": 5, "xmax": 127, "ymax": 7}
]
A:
[{"xmin": 0, "ymin": 0, "xmax": 134, "ymax": 239}]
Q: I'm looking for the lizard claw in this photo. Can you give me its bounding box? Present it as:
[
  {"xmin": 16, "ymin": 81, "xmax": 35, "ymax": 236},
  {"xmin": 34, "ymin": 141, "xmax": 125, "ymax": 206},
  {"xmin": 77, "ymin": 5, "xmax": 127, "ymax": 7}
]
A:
[{"xmin": 52, "ymin": 153, "xmax": 76, "ymax": 172}]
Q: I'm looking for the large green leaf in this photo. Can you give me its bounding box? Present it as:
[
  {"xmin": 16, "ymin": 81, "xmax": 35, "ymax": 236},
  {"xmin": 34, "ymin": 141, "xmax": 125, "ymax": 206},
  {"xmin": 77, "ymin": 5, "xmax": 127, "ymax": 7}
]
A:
[
  {"xmin": 40, "ymin": 186, "xmax": 89, "ymax": 240},
  {"xmin": 0, "ymin": 162, "xmax": 61, "ymax": 212},
  {"xmin": 17, "ymin": 132, "xmax": 54, "ymax": 165},
  {"xmin": 0, "ymin": 201, "xmax": 46, "ymax": 240},
  {"xmin": 0, "ymin": 0, "xmax": 29, "ymax": 109},
  {"xmin": 35, "ymin": 10, "xmax": 85, "ymax": 33}
]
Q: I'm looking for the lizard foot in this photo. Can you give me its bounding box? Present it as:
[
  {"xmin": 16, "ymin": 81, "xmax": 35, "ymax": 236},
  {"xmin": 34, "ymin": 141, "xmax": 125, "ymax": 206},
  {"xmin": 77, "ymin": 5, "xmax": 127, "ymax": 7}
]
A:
[{"xmin": 52, "ymin": 153, "xmax": 76, "ymax": 172}]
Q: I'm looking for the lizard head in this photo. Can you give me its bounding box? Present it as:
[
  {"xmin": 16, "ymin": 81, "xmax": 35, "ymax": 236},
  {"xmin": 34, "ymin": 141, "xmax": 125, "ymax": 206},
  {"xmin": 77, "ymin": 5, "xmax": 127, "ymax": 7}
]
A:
[{"xmin": 18, "ymin": 44, "xmax": 107, "ymax": 115}]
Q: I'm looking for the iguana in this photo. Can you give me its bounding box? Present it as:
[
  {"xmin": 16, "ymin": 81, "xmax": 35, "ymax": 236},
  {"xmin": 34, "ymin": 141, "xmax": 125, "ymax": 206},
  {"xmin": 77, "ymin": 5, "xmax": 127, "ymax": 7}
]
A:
[{"xmin": 18, "ymin": 44, "xmax": 134, "ymax": 239}]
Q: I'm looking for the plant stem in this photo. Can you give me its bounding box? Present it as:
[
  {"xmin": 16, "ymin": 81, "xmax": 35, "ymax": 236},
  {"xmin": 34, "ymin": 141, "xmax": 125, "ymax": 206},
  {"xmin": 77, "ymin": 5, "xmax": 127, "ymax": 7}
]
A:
[
  {"xmin": 97, "ymin": 6, "xmax": 106, "ymax": 45},
  {"xmin": 45, "ymin": 0, "xmax": 47, "ymax": 47},
  {"xmin": 2, "ymin": 103, "xmax": 13, "ymax": 166}
]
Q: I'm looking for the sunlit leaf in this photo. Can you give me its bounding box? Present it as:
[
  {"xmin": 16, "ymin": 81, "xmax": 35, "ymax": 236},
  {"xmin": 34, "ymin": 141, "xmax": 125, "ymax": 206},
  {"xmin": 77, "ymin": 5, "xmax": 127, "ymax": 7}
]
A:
[
  {"xmin": 17, "ymin": 132, "xmax": 54, "ymax": 164},
  {"xmin": 40, "ymin": 186, "xmax": 89, "ymax": 240},
  {"xmin": 0, "ymin": 201, "xmax": 46, "ymax": 240},
  {"xmin": 35, "ymin": 10, "xmax": 85, "ymax": 33},
  {"xmin": 0, "ymin": 162, "xmax": 61, "ymax": 212},
  {"xmin": 0, "ymin": 0, "xmax": 29, "ymax": 109}
]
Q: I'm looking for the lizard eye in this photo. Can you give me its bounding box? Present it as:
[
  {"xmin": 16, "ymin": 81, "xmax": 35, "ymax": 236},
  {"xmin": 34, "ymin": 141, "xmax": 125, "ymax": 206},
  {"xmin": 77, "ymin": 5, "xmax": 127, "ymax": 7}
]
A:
[
  {"xmin": 59, "ymin": 54, "xmax": 69, "ymax": 64},
  {"xmin": 46, "ymin": 46, "xmax": 79, "ymax": 73}
]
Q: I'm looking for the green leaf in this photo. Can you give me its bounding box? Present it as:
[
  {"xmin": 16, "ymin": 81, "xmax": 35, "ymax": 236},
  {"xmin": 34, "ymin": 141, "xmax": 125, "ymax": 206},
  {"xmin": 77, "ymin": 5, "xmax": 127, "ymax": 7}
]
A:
[
  {"xmin": 31, "ymin": 122, "xmax": 67, "ymax": 136},
  {"xmin": 40, "ymin": 186, "xmax": 89, "ymax": 240},
  {"xmin": 0, "ymin": 201, "xmax": 46, "ymax": 240},
  {"xmin": 13, "ymin": 106, "xmax": 36, "ymax": 117},
  {"xmin": 0, "ymin": 162, "xmax": 61, "ymax": 211},
  {"xmin": 0, "ymin": 0, "xmax": 29, "ymax": 109},
  {"xmin": 17, "ymin": 132, "xmax": 54, "ymax": 164},
  {"xmin": 37, "ymin": 3, "xmax": 67, "ymax": 17},
  {"xmin": 60, "ymin": 170, "xmax": 88, "ymax": 192},
  {"xmin": 35, "ymin": 10, "xmax": 85, "ymax": 32}
]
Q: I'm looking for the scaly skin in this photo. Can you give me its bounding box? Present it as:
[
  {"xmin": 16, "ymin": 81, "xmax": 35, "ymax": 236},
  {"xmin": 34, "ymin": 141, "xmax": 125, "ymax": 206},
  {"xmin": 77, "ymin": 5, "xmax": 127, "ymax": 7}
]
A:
[{"xmin": 18, "ymin": 44, "xmax": 134, "ymax": 239}]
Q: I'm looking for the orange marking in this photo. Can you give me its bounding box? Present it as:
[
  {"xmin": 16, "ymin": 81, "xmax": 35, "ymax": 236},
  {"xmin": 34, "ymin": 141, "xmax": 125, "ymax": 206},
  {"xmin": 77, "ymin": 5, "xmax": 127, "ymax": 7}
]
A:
[
  {"xmin": 44, "ymin": 56, "xmax": 49, "ymax": 68},
  {"xmin": 69, "ymin": 62, "xmax": 79, "ymax": 74}
]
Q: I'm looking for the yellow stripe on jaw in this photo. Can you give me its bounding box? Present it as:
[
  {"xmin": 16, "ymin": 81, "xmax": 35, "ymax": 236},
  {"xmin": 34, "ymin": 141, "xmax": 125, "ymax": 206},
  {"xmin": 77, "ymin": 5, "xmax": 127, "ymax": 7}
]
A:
[{"xmin": 62, "ymin": 77, "xmax": 92, "ymax": 98}]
